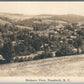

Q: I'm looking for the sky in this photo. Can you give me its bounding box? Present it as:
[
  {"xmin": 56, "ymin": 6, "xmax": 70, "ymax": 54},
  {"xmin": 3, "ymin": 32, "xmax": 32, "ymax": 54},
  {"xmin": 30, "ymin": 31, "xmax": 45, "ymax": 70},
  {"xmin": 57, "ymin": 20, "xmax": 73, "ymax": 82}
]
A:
[{"xmin": 0, "ymin": 2, "xmax": 84, "ymax": 16}]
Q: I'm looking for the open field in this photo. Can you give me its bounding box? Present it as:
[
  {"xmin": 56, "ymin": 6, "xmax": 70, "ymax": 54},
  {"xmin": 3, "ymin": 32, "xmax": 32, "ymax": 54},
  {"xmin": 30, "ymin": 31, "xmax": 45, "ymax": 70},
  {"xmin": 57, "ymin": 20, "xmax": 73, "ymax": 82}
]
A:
[{"xmin": 0, "ymin": 54, "xmax": 84, "ymax": 77}]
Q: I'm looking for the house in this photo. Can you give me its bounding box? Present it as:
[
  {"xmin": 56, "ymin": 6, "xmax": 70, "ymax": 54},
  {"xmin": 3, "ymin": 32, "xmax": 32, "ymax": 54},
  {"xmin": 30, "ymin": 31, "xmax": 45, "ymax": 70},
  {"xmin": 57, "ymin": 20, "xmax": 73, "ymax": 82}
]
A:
[
  {"xmin": 0, "ymin": 39, "xmax": 4, "ymax": 47},
  {"xmin": 47, "ymin": 51, "xmax": 56, "ymax": 57},
  {"xmin": 50, "ymin": 51, "xmax": 56, "ymax": 57},
  {"xmin": 70, "ymin": 36, "xmax": 77, "ymax": 39},
  {"xmin": 0, "ymin": 55, "xmax": 5, "ymax": 60},
  {"xmin": 12, "ymin": 41, "xmax": 17, "ymax": 46}
]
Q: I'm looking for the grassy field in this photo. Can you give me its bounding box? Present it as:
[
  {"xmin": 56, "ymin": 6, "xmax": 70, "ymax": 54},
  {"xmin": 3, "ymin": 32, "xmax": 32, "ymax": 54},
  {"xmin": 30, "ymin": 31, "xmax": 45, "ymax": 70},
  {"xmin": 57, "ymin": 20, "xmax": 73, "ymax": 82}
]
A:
[{"xmin": 0, "ymin": 54, "xmax": 84, "ymax": 77}]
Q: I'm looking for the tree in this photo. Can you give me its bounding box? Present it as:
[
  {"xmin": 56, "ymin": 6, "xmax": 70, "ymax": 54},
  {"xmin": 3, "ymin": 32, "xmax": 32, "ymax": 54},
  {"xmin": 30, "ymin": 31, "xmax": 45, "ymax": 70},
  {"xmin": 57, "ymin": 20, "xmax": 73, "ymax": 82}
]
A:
[
  {"xmin": 56, "ymin": 41, "xmax": 76, "ymax": 56},
  {"xmin": 1, "ymin": 41, "xmax": 14, "ymax": 62},
  {"xmin": 73, "ymin": 36, "xmax": 83, "ymax": 54}
]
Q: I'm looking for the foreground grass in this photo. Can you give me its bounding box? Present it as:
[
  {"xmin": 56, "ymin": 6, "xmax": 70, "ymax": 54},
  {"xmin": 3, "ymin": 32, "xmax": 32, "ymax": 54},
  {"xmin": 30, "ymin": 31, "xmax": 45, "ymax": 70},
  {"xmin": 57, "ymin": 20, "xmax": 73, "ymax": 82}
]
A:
[{"xmin": 0, "ymin": 54, "xmax": 84, "ymax": 77}]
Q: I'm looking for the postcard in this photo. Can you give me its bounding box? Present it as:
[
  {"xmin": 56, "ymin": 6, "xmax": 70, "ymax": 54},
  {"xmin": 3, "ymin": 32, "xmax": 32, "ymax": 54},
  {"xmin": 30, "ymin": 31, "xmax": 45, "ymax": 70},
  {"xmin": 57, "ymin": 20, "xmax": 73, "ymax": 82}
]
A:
[{"xmin": 0, "ymin": 1, "xmax": 84, "ymax": 83}]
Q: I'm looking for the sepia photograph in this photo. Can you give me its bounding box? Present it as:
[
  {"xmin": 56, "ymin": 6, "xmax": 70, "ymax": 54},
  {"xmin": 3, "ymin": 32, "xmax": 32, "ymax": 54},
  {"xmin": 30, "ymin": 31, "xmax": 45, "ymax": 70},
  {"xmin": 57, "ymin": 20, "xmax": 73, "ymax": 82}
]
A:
[{"xmin": 0, "ymin": 1, "xmax": 84, "ymax": 82}]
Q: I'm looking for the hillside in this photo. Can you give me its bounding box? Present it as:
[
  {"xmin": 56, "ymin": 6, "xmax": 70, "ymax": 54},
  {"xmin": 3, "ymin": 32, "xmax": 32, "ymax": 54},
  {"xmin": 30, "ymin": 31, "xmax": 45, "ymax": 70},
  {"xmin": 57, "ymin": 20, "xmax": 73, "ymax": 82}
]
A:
[
  {"xmin": 0, "ymin": 19, "xmax": 12, "ymax": 26},
  {"xmin": 51, "ymin": 14, "xmax": 84, "ymax": 23},
  {"xmin": 16, "ymin": 14, "xmax": 84, "ymax": 27},
  {"xmin": 0, "ymin": 54, "xmax": 84, "ymax": 77},
  {"xmin": 0, "ymin": 13, "xmax": 84, "ymax": 26},
  {"xmin": 35, "ymin": 14, "xmax": 84, "ymax": 23},
  {"xmin": 0, "ymin": 13, "xmax": 84, "ymax": 77},
  {"xmin": 0, "ymin": 12, "xmax": 34, "ymax": 22}
]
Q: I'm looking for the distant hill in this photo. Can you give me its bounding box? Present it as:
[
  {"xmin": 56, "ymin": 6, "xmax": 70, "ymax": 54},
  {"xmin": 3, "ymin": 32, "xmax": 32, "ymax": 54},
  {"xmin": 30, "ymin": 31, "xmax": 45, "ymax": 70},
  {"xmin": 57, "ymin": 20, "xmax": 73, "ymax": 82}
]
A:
[
  {"xmin": 51, "ymin": 14, "xmax": 84, "ymax": 23},
  {"xmin": 37, "ymin": 14, "xmax": 84, "ymax": 23},
  {"xmin": 17, "ymin": 14, "xmax": 84, "ymax": 27},
  {"xmin": 0, "ymin": 12, "xmax": 34, "ymax": 22},
  {"xmin": 0, "ymin": 12, "xmax": 84, "ymax": 27}
]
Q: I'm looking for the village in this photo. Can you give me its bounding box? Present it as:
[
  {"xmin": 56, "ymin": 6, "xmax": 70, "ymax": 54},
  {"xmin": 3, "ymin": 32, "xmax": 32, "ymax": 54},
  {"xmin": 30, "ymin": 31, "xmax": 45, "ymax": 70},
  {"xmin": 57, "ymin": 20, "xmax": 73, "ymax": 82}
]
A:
[{"xmin": 0, "ymin": 15, "xmax": 84, "ymax": 63}]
